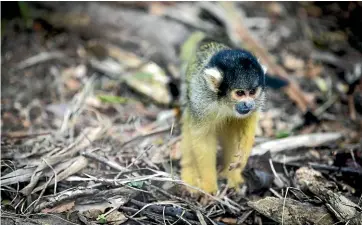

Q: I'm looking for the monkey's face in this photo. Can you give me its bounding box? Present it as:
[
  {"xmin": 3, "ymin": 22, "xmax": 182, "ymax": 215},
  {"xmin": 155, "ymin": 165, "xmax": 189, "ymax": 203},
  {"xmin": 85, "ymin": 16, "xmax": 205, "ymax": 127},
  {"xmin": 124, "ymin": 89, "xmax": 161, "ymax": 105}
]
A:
[
  {"xmin": 229, "ymin": 87, "xmax": 264, "ymax": 118},
  {"xmin": 203, "ymin": 49, "xmax": 266, "ymax": 119}
]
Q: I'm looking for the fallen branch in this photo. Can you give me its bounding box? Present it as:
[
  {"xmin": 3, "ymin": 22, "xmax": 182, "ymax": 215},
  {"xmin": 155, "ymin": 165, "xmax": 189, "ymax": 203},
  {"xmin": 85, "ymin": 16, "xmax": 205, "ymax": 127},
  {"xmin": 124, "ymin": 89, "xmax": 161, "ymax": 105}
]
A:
[
  {"xmin": 130, "ymin": 199, "xmax": 198, "ymax": 221},
  {"xmin": 295, "ymin": 167, "xmax": 362, "ymax": 225},
  {"xmin": 81, "ymin": 150, "xmax": 128, "ymax": 172},
  {"xmin": 34, "ymin": 188, "xmax": 99, "ymax": 212},
  {"xmin": 14, "ymin": 51, "xmax": 66, "ymax": 71},
  {"xmin": 31, "ymin": 156, "xmax": 88, "ymax": 194},
  {"xmin": 248, "ymin": 196, "xmax": 335, "ymax": 225},
  {"xmin": 120, "ymin": 126, "xmax": 172, "ymax": 148},
  {"xmin": 34, "ymin": 186, "xmax": 136, "ymax": 213},
  {"xmin": 278, "ymin": 161, "xmax": 362, "ymax": 176},
  {"xmin": 251, "ymin": 132, "xmax": 342, "ymax": 156}
]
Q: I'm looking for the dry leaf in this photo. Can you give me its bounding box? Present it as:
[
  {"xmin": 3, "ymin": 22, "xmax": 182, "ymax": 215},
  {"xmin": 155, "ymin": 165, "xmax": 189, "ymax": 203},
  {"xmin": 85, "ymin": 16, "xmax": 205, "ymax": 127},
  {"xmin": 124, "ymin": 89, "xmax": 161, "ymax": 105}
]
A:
[
  {"xmin": 65, "ymin": 78, "xmax": 81, "ymax": 91},
  {"xmin": 41, "ymin": 201, "xmax": 75, "ymax": 213},
  {"xmin": 306, "ymin": 60, "xmax": 323, "ymax": 78},
  {"xmin": 283, "ymin": 54, "xmax": 305, "ymax": 71},
  {"xmin": 170, "ymin": 141, "xmax": 181, "ymax": 160},
  {"xmin": 107, "ymin": 210, "xmax": 128, "ymax": 225}
]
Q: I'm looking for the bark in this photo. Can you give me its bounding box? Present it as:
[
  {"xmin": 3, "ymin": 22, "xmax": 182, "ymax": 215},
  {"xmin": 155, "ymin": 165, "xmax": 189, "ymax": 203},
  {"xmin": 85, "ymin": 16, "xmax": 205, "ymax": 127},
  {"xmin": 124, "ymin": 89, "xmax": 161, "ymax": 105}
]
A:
[
  {"xmin": 295, "ymin": 167, "xmax": 362, "ymax": 225},
  {"xmin": 248, "ymin": 196, "xmax": 335, "ymax": 225}
]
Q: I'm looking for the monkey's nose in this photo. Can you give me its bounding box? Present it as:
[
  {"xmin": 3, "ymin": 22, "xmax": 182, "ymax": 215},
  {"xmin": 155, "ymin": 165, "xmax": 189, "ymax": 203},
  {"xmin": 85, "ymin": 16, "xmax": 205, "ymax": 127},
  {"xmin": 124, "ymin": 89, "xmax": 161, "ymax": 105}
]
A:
[{"xmin": 236, "ymin": 101, "xmax": 255, "ymax": 114}]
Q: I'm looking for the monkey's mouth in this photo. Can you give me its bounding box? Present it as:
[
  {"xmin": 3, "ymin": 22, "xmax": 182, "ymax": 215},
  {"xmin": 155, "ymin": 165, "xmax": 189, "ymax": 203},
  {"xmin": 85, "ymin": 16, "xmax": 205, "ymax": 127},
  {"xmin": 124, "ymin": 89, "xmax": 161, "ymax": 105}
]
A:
[
  {"xmin": 233, "ymin": 107, "xmax": 253, "ymax": 118},
  {"xmin": 236, "ymin": 108, "xmax": 251, "ymax": 114},
  {"xmin": 234, "ymin": 102, "xmax": 254, "ymax": 116}
]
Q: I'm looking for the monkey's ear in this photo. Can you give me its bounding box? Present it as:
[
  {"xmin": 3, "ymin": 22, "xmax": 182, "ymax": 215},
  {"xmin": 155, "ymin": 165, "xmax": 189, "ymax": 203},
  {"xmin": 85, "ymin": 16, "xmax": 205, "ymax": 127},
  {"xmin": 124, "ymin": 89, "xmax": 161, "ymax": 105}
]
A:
[
  {"xmin": 261, "ymin": 64, "xmax": 267, "ymax": 74},
  {"xmin": 203, "ymin": 68, "xmax": 222, "ymax": 92}
]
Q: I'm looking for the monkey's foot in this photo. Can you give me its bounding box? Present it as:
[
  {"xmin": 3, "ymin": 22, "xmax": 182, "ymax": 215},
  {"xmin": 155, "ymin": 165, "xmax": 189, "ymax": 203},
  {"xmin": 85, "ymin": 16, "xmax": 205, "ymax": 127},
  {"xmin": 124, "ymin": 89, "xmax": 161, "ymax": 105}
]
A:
[
  {"xmin": 181, "ymin": 167, "xmax": 218, "ymax": 194},
  {"xmin": 199, "ymin": 178, "xmax": 218, "ymax": 194},
  {"xmin": 181, "ymin": 167, "xmax": 200, "ymax": 193},
  {"xmin": 220, "ymin": 169, "xmax": 244, "ymax": 190}
]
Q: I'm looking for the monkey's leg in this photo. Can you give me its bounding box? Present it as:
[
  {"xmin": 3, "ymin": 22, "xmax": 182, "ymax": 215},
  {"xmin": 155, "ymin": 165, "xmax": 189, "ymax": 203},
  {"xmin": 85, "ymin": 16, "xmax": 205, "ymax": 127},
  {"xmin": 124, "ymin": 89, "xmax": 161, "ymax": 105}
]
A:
[
  {"xmin": 189, "ymin": 125, "xmax": 218, "ymax": 193},
  {"xmin": 181, "ymin": 122, "xmax": 218, "ymax": 193},
  {"xmin": 180, "ymin": 112, "xmax": 200, "ymax": 189},
  {"xmin": 220, "ymin": 112, "xmax": 258, "ymax": 189},
  {"xmin": 180, "ymin": 109, "xmax": 218, "ymax": 194}
]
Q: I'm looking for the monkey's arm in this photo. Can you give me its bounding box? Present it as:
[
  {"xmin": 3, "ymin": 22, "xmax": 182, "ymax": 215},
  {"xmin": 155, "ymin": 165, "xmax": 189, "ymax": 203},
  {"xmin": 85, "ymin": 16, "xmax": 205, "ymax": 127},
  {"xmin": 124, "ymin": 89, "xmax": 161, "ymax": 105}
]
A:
[{"xmin": 219, "ymin": 112, "xmax": 258, "ymax": 188}]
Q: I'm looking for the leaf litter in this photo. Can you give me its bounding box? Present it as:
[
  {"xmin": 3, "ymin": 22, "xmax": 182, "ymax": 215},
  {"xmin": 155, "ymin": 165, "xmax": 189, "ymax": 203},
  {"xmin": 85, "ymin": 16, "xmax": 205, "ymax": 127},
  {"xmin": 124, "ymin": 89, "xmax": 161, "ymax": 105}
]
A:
[{"xmin": 1, "ymin": 2, "xmax": 362, "ymax": 225}]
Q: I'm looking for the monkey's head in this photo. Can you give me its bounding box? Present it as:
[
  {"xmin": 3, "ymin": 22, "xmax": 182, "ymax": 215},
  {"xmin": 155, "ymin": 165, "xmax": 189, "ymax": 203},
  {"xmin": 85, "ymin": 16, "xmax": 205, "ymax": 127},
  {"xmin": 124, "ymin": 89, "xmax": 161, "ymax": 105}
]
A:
[{"xmin": 202, "ymin": 49, "xmax": 266, "ymax": 118}]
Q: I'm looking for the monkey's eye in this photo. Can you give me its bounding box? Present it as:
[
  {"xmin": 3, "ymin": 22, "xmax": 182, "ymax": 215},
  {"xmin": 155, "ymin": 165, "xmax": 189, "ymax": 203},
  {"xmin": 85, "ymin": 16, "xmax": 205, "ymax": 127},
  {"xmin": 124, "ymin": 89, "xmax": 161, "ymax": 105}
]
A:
[
  {"xmin": 235, "ymin": 90, "xmax": 245, "ymax": 97},
  {"xmin": 249, "ymin": 88, "xmax": 257, "ymax": 95}
]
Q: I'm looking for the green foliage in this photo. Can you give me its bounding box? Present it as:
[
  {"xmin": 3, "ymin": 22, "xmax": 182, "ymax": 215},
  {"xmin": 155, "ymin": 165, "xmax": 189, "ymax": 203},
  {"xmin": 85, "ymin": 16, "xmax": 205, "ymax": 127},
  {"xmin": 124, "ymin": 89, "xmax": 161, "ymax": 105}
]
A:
[
  {"xmin": 96, "ymin": 214, "xmax": 107, "ymax": 224},
  {"xmin": 1, "ymin": 199, "xmax": 11, "ymax": 205},
  {"xmin": 133, "ymin": 72, "xmax": 154, "ymax": 81},
  {"xmin": 127, "ymin": 180, "xmax": 144, "ymax": 188},
  {"xmin": 275, "ymin": 130, "xmax": 290, "ymax": 139},
  {"xmin": 18, "ymin": 2, "xmax": 32, "ymax": 28},
  {"xmin": 97, "ymin": 95, "xmax": 129, "ymax": 104}
]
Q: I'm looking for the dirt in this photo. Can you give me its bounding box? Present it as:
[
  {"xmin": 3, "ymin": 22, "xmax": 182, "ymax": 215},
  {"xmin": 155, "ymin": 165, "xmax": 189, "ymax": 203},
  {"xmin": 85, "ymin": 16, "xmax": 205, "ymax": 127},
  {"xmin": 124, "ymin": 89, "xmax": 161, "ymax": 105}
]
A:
[{"xmin": 1, "ymin": 2, "xmax": 362, "ymax": 225}]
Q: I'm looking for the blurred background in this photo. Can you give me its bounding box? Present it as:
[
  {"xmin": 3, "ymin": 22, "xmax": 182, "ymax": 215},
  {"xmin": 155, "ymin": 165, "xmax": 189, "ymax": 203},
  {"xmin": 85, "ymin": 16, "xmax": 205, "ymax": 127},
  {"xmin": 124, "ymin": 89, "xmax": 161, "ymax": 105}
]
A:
[{"xmin": 1, "ymin": 2, "xmax": 362, "ymax": 225}]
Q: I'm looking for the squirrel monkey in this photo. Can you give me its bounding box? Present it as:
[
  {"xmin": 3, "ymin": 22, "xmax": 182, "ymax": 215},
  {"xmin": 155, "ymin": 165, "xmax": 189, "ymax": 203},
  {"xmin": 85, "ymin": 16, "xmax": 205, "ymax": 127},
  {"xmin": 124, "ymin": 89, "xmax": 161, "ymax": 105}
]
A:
[{"xmin": 180, "ymin": 39, "xmax": 266, "ymax": 194}]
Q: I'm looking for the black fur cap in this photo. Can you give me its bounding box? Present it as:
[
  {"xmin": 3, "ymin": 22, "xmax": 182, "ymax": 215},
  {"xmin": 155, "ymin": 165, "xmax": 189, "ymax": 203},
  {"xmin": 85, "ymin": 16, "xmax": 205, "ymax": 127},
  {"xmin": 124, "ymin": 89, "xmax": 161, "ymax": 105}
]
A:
[{"xmin": 206, "ymin": 49, "xmax": 266, "ymax": 97}]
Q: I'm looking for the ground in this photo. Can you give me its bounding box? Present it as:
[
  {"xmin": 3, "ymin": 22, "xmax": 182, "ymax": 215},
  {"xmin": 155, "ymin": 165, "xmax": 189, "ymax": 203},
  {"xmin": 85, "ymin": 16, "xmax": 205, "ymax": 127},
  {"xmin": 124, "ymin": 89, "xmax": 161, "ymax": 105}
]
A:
[{"xmin": 1, "ymin": 2, "xmax": 362, "ymax": 225}]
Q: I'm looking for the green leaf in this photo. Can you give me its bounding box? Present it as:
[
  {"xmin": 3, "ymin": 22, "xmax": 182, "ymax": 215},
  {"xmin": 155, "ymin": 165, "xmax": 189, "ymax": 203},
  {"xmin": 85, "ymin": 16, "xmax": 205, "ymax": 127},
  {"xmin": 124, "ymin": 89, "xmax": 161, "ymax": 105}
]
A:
[
  {"xmin": 1, "ymin": 199, "xmax": 11, "ymax": 205},
  {"xmin": 98, "ymin": 95, "xmax": 128, "ymax": 104},
  {"xmin": 127, "ymin": 181, "xmax": 144, "ymax": 188},
  {"xmin": 97, "ymin": 214, "xmax": 107, "ymax": 224},
  {"xmin": 275, "ymin": 130, "xmax": 290, "ymax": 139},
  {"xmin": 18, "ymin": 2, "xmax": 32, "ymax": 27},
  {"xmin": 133, "ymin": 72, "xmax": 153, "ymax": 81}
]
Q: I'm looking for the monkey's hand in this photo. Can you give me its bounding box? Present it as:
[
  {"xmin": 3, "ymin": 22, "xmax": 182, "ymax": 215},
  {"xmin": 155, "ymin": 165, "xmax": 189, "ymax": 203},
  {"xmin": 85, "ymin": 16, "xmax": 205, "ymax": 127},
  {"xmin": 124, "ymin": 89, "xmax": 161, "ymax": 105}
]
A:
[
  {"xmin": 220, "ymin": 167, "xmax": 244, "ymax": 190},
  {"xmin": 219, "ymin": 113, "xmax": 258, "ymax": 190}
]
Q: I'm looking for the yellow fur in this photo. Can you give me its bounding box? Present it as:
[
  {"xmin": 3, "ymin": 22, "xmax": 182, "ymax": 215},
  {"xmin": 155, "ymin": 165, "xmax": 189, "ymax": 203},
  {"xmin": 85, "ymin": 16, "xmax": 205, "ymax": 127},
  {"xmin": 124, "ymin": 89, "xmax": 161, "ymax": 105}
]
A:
[
  {"xmin": 180, "ymin": 109, "xmax": 259, "ymax": 193},
  {"xmin": 219, "ymin": 112, "xmax": 258, "ymax": 189},
  {"xmin": 180, "ymin": 110, "xmax": 218, "ymax": 193}
]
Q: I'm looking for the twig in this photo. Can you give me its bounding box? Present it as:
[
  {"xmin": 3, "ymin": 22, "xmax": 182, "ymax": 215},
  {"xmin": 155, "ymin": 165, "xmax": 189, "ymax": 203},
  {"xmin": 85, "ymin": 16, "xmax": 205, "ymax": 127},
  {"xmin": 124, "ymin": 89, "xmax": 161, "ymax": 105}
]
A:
[
  {"xmin": 31, "ymin": 156, "xmax": 88, "ymax": 193},
  {"xmin": 150, "ymin": 184, "xmax": 204, "ymax": 213},
  {"xmin": 81, "ymin": 150, "xmax": 128, "ymax": 172},
  {"xmin": 24, "ymin": 174, "xmax": 55, "ymax": 214},
  {"xmin": 120, "ymin": 126, "xmax": 172, "ymax": 148},
  {"xmin": 33, "ymin": 188, "xmax": 99, "ymax": 212},
  {"xmin": 314, "ymin": 95, "xmax": 339, "ymax": 117},
  {"xmin": 277, "ymin": 161, "xmax": 362, "ymax": 176},
  {"xmin": 251, "ymin": 132, "xmax": 343, "ymax": 156},
  {"xmin": 60, "ymin": 74, "xmax": 97, "ymax": 134},
  {"xmin": 130, "ymin": 199, "xmax": 197, "ymax": 221},
  {"xmin": 269, "ymin": 188, "xmax": 283, "ymax": 199},
  {"xmin": 66, "ymin": 172, "xmax": 240, "ymax": 213},
  {"xmin": 307, "ymin": 163, "xmax": 362, "ymax": 176},
  {"xmin": 1, "ymin": 132, "xmax": 51, "ymax": 140},
  {"xmin": 269, "ymin": 158, "xmax": 284, "ymax": 187},
  {"xmin": 348, "ymin": 95, "xmax": 357, "ymax": 121},
  {"xmin": 145, "ymin": 177, "xmax": 240, "ymax": 213},
  {"xmin": 124, "ymin": 145, "xmax": 153, "ymax": 171},
  {"xmin": 42, "ymin": 158, "xmax": 58, "ymax": 195},
  {"xmin": 14, "ymin": 51, "xmax": 66, "ymax": 71},
  {"xmin": 281, "ymin": 186, "xmax": 290, "ymax": 225},
  {"xmin": 238, "ymin": 210, "xmax": 253, "ymax": 224}
]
